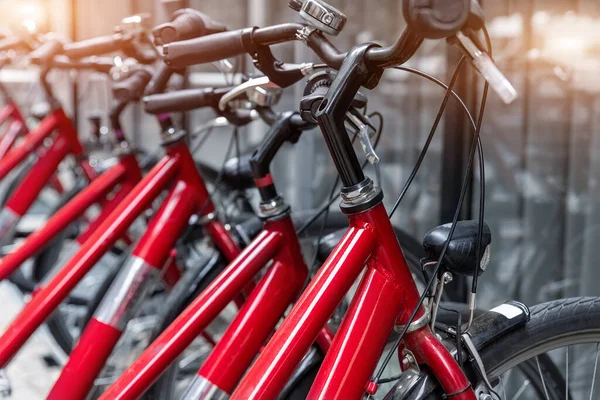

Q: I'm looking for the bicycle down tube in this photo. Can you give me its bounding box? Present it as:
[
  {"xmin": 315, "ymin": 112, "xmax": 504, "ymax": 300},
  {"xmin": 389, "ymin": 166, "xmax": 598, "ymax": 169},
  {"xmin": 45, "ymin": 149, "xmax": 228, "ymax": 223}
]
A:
[
  {"xmin": 0, "ymin": 107, "xmax": 91, "ymax": 246},
  {"xmin": 97, "ymin": 111, "xmax": 334, "ymax": 400},
  {"xmin": 43, "ymin": 118, "xmax": 242, "ymax": 399},
  {"xmin": 0, "ymin": 150, "xmax": 141, "ymax": 282}
]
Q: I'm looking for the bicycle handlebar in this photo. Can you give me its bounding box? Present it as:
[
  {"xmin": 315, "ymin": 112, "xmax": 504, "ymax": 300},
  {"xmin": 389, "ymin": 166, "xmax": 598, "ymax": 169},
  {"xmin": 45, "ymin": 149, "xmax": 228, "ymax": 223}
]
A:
[
  {"xmin": 152, "ymin": 8, "xmax": 227, "ymax": 45},
  {"xmin": 162, "ymin": 23, "xmax": 423, "ymax": 70},
  {"xmin": 62, "ymin": 33, "xmax": 129, "ymax": 59},
  {"xmin": 143, "ymin": 87, "xmax": 231, "ymax": 115},
  {"xmin": 50, "ymin": 56, "xmax": 116, "ymax": 74}
]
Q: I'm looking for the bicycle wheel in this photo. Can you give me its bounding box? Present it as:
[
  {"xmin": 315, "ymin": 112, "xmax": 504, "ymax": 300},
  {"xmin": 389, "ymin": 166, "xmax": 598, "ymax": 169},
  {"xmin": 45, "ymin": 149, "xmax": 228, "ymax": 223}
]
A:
[{"xmin": 470, "ymin": 297, "xmax": 600, "ymax": 400}]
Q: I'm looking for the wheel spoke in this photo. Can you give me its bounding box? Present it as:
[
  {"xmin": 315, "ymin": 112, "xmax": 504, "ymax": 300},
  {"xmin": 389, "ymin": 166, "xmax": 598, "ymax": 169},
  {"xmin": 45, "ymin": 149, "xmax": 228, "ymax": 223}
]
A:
[
  {"xmin": 536, "ymin": 356, "xmax": 550, "ymax": 400},
  {"xmin": 511, "ymin": 379, "xmax": 530, "ymax": 400},
  {"xmin": 565, "ymin": 346, "xmax": 568, "ymax": 400},
  {"xmin": 589, "ymin": 343, "xmax": 600, "ymax": 400}
]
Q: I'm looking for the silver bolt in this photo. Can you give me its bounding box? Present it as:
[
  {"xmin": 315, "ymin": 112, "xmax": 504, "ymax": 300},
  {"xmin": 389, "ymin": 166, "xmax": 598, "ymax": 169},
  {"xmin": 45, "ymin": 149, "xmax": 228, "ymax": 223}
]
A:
[
  {"xmin": 323, "ymin": 13, "xmax": 333, "ymax": 24},
  {"xmin": 442, "ymin": 271, "xmax": 453, "ymax": 284}
]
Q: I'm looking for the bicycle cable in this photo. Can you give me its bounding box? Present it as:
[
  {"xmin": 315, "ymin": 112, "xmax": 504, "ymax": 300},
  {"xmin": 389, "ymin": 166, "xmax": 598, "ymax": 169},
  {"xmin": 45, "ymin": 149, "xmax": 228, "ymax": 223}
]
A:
[{"xmin": 374, "ymin": 36, "xmax": 492, "ymax": 388}]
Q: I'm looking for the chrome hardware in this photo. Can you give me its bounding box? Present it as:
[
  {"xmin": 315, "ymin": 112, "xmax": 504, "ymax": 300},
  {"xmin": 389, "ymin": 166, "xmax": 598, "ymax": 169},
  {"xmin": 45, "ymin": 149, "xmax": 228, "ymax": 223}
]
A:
[
  {"xmin": 218, "ymin": 76, "xmax": 281, "ymax": 111},
  {"xmin": 161, "ymin": 127, "xmax": 186, "ymax": 144},
  {"xmin": 181, "ymin": 375, "xmax": 229, "ymax": 400},
  {"xmin": 400, "ymin": 349, "xmax": 420, "ymax": 372},
  {"xmin": 480, "ymin": 245, "xmax": 491, "ymax": 271},
  {"xmin": 394, "ymin": 306, "xmax": 431, "ymax": 334},
  {"xmin": 299, "ymin": 0, "xmax": 346, "ymax": 36},
  {"xmin": 454, "ymin": 31, "xmax": 517, "ymax": 104},
  {"xmin": 340, "ymin": 178, "xmax": 379, "ymax": 207},
  {"xmin": 247, "ymin": 85, "xmax": 282, "ymax": 108},
  {"xmin": 258, "ymin": 196, "xmax": 289, "ymax": 219},
  {"xmin": 94, "ymin": 256, "xmax": 161, "ymax": 331},
  {"xmin": 430, "ymin": 272, "xmax": 453, "ymax": 330},
  {"xmin": 465, "ymin": 291, "xmax": 477, "ymax": 331},
  {"xmin": 347, "ymin": 112, "xmax": 379, "ymax": 166},
  {"xmin": 295, "ymin": 26, "xmax": 317, "ymax": 44},
  {"xmin": 193, "ymin": 212, "xmax": 218, "ymax": 226}
]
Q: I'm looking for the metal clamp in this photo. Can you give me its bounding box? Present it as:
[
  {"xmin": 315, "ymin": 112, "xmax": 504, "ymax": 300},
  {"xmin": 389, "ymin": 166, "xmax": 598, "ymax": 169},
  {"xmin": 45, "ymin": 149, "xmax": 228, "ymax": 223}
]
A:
[
  {"xmin": 218, "ymin": 76, "xmax": 281, "ymax": 111},
  {"xmin": 296, "ymin": 26, "xmax": 317, "ymax": 44},
  {"xmin": 394, "ymin": 306, "xmax": 431, "ymax": 334}
]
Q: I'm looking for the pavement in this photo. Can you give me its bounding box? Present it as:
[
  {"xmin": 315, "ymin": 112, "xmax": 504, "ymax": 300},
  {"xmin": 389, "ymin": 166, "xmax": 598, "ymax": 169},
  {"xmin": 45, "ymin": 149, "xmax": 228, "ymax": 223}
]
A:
[{"xmin": 0, "ymin": 281, "xmax": 61, "ymax": 399}]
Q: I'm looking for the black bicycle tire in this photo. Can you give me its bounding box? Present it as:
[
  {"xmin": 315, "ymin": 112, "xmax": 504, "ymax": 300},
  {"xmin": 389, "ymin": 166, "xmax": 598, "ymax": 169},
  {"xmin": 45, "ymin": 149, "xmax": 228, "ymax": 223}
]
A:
[{"xmin": 472, "ymin": 297, "xmax": 600, "ymax": 399}]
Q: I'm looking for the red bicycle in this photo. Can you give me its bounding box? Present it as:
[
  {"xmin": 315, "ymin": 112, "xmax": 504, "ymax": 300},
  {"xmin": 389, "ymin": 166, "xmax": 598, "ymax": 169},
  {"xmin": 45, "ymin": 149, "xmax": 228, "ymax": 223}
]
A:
[
  {"xmin": 0, "ymin": 29, "xmax": 153, "ymax": 248},
  {"xmin": 84, "ymin": 2, "xmax": 600, "ymax": 400}
]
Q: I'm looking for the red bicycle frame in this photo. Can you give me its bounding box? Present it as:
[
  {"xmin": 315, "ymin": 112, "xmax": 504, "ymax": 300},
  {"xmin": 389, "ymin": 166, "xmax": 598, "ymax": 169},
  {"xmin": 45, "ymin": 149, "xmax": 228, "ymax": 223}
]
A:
[
  {"xmin": 0, "ymin": 150, "xmax": 141, "ymax": 282},
  {"xmin": 0, "ymin": 108, "xmax": 95, "ymax": 246},
  {"xmin": 229, "ymin": 202, "xmax": 473, "ymax": 399},
  {"xmin": 20, "ymin": 131, "xmax": 242, "ymax": 400},
  {"xmin": 100, "ymin": 35, "xmax": 478, "ymax": 398},
  {"xmin": 96, "ymin": 114, "xmax": 336, "ymax": 400},
  {"xmin": 0, "ymin": 101, "xmax": 28, "ymax": 159}
]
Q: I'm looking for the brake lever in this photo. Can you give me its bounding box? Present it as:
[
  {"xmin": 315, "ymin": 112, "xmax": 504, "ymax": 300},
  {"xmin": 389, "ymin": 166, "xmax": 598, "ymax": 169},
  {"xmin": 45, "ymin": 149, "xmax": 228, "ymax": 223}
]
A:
[
  {"xmin": 452, "ymin": 31, "xmax": 518, "ymax": 105},
  {"xmin": 346, "ymin": 108, "xmax": 379, "ymax": 166},
  {"xmin": 218, "ymin": 76, "xmax": 281, "ymax": 111}
]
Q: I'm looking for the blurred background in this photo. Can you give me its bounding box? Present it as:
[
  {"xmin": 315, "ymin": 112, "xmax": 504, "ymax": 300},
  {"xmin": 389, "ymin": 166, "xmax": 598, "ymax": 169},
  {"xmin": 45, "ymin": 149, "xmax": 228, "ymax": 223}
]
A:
[{"xmin": 0, "ymin": 0, "xmax": 600, "ymax": 396}]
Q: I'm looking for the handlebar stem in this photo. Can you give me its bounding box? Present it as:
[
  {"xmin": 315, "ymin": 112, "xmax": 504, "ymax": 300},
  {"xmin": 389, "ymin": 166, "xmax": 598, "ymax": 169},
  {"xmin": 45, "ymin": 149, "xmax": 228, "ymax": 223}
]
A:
[{"xmin": 315, "ymin": 43, "xmax": 382, "ymax": 188}]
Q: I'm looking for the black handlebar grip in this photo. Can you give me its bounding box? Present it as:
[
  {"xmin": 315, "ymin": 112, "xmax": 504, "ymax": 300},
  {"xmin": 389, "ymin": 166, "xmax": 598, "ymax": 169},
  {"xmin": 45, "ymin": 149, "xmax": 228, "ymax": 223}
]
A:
[
  {"xmin": 152, "ymin": 8, "xmax": 227, "ymax": 45},
  {"xmin": 163, "ymin": 29, "xmax": 246, "ymax": 68},
  {"xmin": 403, "ymin": 0, "xmax": 470, "ymax": 39},
  {"xmin": 63, "ymin": 33, "xmax": 125, "ymax": 59},
  {"xmin": 143, "ymin": 87, "xmax": 229, "ymax": 115},
  {"xmin": 29, "ymin": 39, "xmax": 64, "ymax": 65},
  {"xmin": 112, "ymin": 69, "xmax": 153, "ymax": 101}
]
